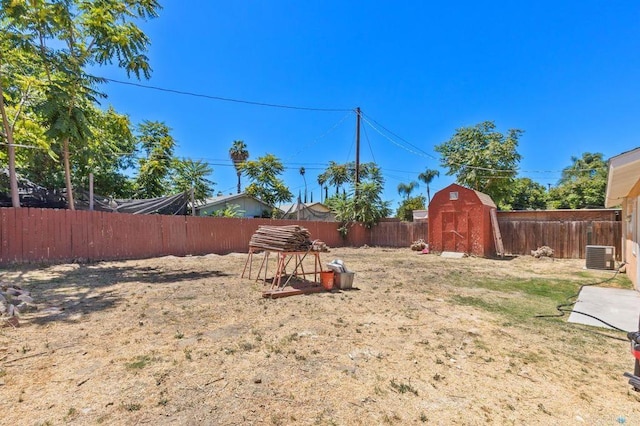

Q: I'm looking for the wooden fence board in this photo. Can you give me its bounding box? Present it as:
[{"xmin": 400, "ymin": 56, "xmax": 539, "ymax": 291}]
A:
[{"xmin": 13, "ymin": 208, "xmax": 24, "ymax": 263}]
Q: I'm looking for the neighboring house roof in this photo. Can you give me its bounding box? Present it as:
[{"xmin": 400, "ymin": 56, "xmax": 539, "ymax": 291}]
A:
[
  {"xmin": 412, "ymin": 209, "xmax": 428, "ymax": 221},
  {"xmin": 279, "ymin": 202, "xmax": 331, "ymax": 214},
  {"xmin": 279, "ymin": 201, "xmax": 336, "ymax": 221},
  {"xmin": 605, "ymin": 147, "xmax": 640, "ymax": 208},
  {"xmin": 195, "ymin": 193, "xmax": 274, "ymax": 216}
]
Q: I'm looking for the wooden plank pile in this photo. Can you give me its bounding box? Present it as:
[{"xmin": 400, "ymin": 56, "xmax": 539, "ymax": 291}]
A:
[{"xmin": 249, "ymin": 225, "xmax": 327, "ymax": 252}]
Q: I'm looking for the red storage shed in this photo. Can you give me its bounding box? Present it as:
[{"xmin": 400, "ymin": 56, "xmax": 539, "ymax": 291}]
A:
[{"xmin": 428, "ymin": 183, "xmax": 499, "ymax": 257}]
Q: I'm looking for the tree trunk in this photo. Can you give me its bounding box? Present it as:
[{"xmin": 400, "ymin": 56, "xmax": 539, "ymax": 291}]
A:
[
  {"xmin": 236, "ymin": 171, "xmax": 241, "ymax": 194},
  {"xmin": 63, "ymin": 137, "xmax": 75, "ymax": 210},
  {"xmin": 0, "ymin": 82, "xmax": 20, "ymax": 208}
]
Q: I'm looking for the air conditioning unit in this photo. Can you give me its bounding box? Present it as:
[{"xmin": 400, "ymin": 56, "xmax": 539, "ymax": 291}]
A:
[{"xmin": 585, "ymin": 245, "xmax": 615, "ymax": 270}]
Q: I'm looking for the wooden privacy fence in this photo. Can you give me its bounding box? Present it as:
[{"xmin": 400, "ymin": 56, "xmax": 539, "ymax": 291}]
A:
[
  {"xmin": 0, "ymin": 208, "xmax": 428, "ymax": 265},
  {"xmin": 0, "ymin": 207, "xmax": 623, "ymax": 265},
  {"xmin": 497, "ymin": 220, "xmax": 622, "ymax": 259}
]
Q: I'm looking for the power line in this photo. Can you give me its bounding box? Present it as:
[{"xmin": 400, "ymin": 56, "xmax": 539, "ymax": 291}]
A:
[
  {"xmin": 361, "ymin": 111, "xmax": 438, "ymax": 161},
  {"xmin": 360, "ymin": 114, "xmax": 433, "ymax": 160},
  {"xmin": 360, "ymin": 113, "xmax": 605, "ymax": 176},
  {"xmin": 361, "ymin": 120, "xmax": 376, "ymax": 163},
  {"xmin": 103, "ymin": 78, "xmax": 353, "ymax": 112},
  {"xmin": 285, "ymin": 111, "xmax": 353, "ymax": 161}
]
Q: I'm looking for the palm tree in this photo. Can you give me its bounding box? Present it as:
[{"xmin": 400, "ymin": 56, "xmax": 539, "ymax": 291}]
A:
[
  {"xmin": 326, "ymin": 161, "xmax": 349, "ymax": 194},
  {"xmin": 418, "ymin": 168, "xmax": 440, "ymax": 204},
  {"xmin": 317, "ymin": 172, "xmax": 328, "ymax": 202},
  {"xmin": 299, "ymin": 166, "xmax": 307, "ymax": 202},
  {"xmin": 171, "ymin": 158, "xmax": 214, "ymax": 205},
  {"xmin": 397, "ymin": 181, "xmax": 418, "ymax": 200},
  {"xmin": 229, "ymin": 140, "xmax": 249, "ymax": 194}
]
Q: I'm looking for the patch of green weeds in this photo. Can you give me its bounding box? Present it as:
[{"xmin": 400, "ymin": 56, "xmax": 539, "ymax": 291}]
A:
[
  {"xmin": 63, "ymin": 407, "xmax": 78, "ymax": 422},
  {"xmin": 382, "ymin": 412, "xmax": 401, "ymax": 424},
  {"xmin": 451, "ymin": 295, "xmax": 541, "ymax": 322},
  {"xmin": 239, "ymin": 341, "xmax": 255, "ymax": 351},
  {"xmin": 122, "ymin": 403, "xmax": 141, "ymax": 412},
  {"xmin": 283, "ymin": 333, "xmax": 300, "ymax": 343},
  {"xmin": 125, "ymin": 355, "xmax": 152, "ymax": 370},
  {"xmin": 390, "ymin": 379, "xmax": 418, "ymax": 396}
]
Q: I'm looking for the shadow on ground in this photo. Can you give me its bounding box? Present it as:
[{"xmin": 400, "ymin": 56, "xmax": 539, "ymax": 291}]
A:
[{"xmin": 2, "ymin": 262, "xmax": 231, "ymax": 325}]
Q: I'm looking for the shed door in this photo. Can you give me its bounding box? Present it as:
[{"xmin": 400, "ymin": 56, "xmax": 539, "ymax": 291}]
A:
[{"xmin": 442, "ymin": 211, "xmax": 469, "ymax": 253}]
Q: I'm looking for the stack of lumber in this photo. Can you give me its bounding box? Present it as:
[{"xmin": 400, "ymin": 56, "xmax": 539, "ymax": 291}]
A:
[{"xmin": 249, "ymin": 225, "xmax": 315, "ymax": 252}]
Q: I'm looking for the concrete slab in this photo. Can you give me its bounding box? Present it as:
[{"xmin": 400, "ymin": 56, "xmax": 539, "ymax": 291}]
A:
[
  {"xmin": 568, "ymin": 286, "xmax": 640, "ymax": 332},
  {"xmin": 440, "ymin": 251, "xmax": 466, "ymax": 259}
]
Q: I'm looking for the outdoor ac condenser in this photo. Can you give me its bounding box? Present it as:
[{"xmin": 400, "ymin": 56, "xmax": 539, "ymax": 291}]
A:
[{"xmin": 585, "ymin": 245, "xmax": 616, "ymax": 270}]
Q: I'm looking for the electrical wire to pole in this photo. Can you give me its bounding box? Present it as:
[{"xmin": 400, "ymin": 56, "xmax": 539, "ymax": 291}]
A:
[{"xmin": 104, "ymin": 78, "xmax": 352, "ymax": 112}]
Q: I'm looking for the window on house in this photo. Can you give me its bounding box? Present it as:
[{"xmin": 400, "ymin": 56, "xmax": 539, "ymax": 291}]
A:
[{"xmin": 449, "ymin": 192, "xmax": 458, "ymax": 201}]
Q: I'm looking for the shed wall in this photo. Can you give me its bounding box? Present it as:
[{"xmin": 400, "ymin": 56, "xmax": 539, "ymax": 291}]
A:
[{"xmin": 428, "ymin": 184, "xmax": 495, "ymax": 257}]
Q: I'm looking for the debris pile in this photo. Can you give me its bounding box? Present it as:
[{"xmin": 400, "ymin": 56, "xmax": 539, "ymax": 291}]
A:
[
  {"xmin": 531, "ymin": 246, "xmax": 554, "ymax": 258},
  {"xmin": 411, "ymin": 239, "xmax": 428, "ymax": 251},
  {"xmin": 249, "ymin": 225, "xmax": 328, "ymax": 252},
  {"xmin": 1, "ymin": 284, "xmax": 37, "ymax": 327},
  {"xmin": 326, "ymin": 259, "xmax": 350, "ymax": 273}
]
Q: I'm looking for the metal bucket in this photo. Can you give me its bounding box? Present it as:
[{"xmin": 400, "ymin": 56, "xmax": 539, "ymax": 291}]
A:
[{"xmin": 334, "ymin": 272, "xmax": 355, "ymax": 289}]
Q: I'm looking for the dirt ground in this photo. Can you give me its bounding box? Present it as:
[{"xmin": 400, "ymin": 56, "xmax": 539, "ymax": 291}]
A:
[{"xmin": 1, "ymin": 247, "xmax": 640, "ymax": 425}]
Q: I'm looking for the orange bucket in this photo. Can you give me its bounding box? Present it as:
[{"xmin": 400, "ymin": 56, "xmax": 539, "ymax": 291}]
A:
[{"xmin": 320, "ymin": 271, "xmax": 334, "ymax": 290}]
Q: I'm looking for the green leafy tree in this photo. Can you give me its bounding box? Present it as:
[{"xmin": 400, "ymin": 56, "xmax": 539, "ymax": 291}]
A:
[
  {"xmin": 134, "ymin": 121, "xmax": 176, "ymax": 198},
  {"xmin": 9, "ymin": 102, "xmax": 137, "ymax": 199},
  {"xmin": 73, "ymin": 106, "xmax": 137, "ymax": 197},
  {"xmin": 396, "ymin": 195, "xmax": 426, "ymax": 222},
  {"xmin": 547, "ymin": 152, "xmax": 607, "ymax": 209},
  {"xmin": 499, "ymin": 177, "xmax": 548, "ymax": 210},
  {"xmin": 397, "ymin": 181, "xmax": 418, "ymax": 200},
  {"xmin": 211, "ymin": 204, "xmax": 244, "ymax": 218},
  {"xmin": 418, "ymin": 168, "xmax": 439, "ymax": 204},
  {"xmin": 333, "ymin": 181, "xmax": 391, "ymax": 234},
  {"xmin": 241, "ymin": 153, "xmax": 293, "ymax": 208},
  {"xmin": 171, "ymin": 158, "xmax": 214, "ymax": 205},
  {"xmin": 2, "ymin": 0, "xmax": 160, "ymax": 209},
  {"xmin": 229, "ymin": 140, "xmax": 248, "ymax": 194},
  {"xmin": 327, "ymin": 161, "xmax": 391, "ymax": 234},
  {"xmin": 435, "ymin": 121, "xmax": 522, "ymax": 206},
  {"xmin": 0, "ymin": 19, "xmax": 50, "ymax": 207}
]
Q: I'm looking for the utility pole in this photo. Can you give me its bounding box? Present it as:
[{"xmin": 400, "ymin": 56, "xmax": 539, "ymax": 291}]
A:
[{"xmin": 355, "ymin": 107, "xmax": 361, "ymax": 196}]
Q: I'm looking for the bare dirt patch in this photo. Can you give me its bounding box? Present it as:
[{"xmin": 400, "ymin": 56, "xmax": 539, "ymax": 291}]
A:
[{"xmin": 1, "ymin": 247, "xmax": 639, "ymax": 425}]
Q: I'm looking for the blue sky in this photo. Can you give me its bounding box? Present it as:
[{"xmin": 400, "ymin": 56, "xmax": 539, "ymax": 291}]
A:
[{"xmin": 97, "ymin": 1, "xmax": 640, "ymax": 211}]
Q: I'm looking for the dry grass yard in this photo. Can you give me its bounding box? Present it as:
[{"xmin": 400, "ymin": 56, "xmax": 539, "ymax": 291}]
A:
[{"xmin": 1, "ymin": 247, "xmax": 639, "ymax": 425}]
